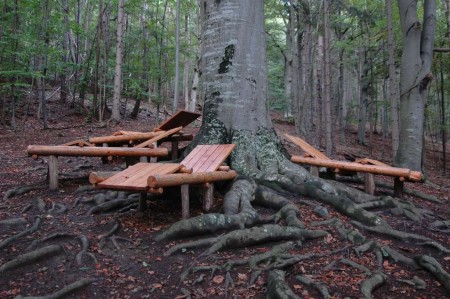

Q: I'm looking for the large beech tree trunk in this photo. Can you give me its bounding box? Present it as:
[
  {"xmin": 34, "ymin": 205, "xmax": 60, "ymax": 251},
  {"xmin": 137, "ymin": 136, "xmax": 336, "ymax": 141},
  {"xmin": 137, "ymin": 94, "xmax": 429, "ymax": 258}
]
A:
[
  {"xmin": 394, "ymin": 0, "xmax": 436, "ymax": 171},
  {"xmin": 195, "ymin": 0, "xmax": 285, "ymax": 175}
]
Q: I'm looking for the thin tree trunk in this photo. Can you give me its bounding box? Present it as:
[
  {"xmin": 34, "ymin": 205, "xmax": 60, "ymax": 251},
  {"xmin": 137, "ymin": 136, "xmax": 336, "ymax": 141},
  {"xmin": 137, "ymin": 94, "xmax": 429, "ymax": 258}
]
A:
[
  {"xmin": 386, "ymin": 0, "xmax": 399, "ymax": 159},
  {"xmin": 111, "ymin": 0, "xmax": 125, "ymax": 122},
  {"xmin": 183, "ymin": 13, "xmax": 190, "ymax": 111},
  {"xmin": 358, "ymin": 49, "xmax": 370, "ymax": 145},
  {"xmin": 289, "ymin": 1, "xmax": 300, "ymax": 135},
  {"xmin": 40, "ymin": 0, "xmax": 50, "ymax": 129},
  {"xmin": 172, "ymin": 0, "xmax": 180, "ymax": 113},
  {"xmin": 323, "ymin": 0, "xmax": 333, "ymax": 156},
  {"xmin": 316, "ymin": 35, "xmax": 324, "ymax": 147},
  {"xmin": 60, "ymin": 0, "xmax": 69, "ymax": 104}
]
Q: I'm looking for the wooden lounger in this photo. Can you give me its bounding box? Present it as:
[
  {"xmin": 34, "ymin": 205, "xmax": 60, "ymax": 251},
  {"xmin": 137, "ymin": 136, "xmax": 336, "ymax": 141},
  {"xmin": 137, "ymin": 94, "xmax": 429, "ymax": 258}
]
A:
[
  {"xmin": 285, "ymin": 134, "xmax": 422, "ymax": 197},
  {"xmin": 92, "ymin": 144, "xmax": 236, "ymax": 219}
]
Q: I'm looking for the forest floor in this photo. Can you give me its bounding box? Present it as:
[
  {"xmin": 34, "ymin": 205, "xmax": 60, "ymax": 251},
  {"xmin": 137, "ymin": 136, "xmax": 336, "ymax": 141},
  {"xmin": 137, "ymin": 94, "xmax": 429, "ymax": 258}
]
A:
[{"xmin": 0, "ymin": 99, "xmax": 449, "ymax": 299}]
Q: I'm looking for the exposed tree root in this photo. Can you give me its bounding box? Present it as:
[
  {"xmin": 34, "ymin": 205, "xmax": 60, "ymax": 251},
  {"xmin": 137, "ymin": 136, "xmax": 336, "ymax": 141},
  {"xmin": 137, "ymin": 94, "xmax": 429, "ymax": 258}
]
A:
[
  {"xmin": 414, "ymin": 255, "xmax": 450, "ymax": 293},
  {"xmin": 0, "ymin": 217, "xmax": 42, "ymax": 250},
  {"xmin": 295, "ymin": 275, "xmax": 331, "ymax": 299},
  {"xmin": 87, "ymin": 198, "xmax": 138, "ymax": 215},
  {"xmin": 352, "ymin": 221, "xmax": 450, "ymax": 253},
  {"xmin": 360, "ymin": 272, "xmax": 387, "ymax": 299},
  {"xmin": 76, "ymin": 235, "xmax": 97, "ymax": 265},
  {"xmin": 397, "ymin": 276, "xmax": 427, "ymax": 290},
  {"xmin": 199, "ymin": 224, "xmax": 328, "ymax": 257},
  {"xmin": 0, "ymin": 217, "xmax": 27, "ymax": 227},
  {"xmin": 336, "ymin": 176, "xmax": 443, "ymax": 203},
  {"xmin": 47, "ymin": 202, "xmax": 68, "ymax": 215},
  {"xmin": 14, "ymin": 277, "xmax": 96, "ymax": 299},
  {"xmin": 155, "ymin": 209, "xmax": 262, "ymax": 241},
  {"xmin": 0, "ymin": 244, "xmax": 64, "ymax": 273},
  {"xmin": 26, "ymin": 232, "xmax": 76, "ymax": 251},
  {"xmin": 266, "ymin": 270, "xmax": 300, "ymax": 299},
  {"xmin": 3, "ymin": 185, "xmax": 45, "ymax": 201}
]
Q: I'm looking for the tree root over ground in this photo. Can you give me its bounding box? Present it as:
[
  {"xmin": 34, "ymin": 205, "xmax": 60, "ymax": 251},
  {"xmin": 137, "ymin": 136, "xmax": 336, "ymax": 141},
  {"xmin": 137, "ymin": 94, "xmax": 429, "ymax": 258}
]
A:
[
  {"xmin": 154, "ymin": 128, "xmax": 450, "ymax": 297},
  {"xmin": 14, "ymin": 278, "xmax": 96, "ymax": 299}
]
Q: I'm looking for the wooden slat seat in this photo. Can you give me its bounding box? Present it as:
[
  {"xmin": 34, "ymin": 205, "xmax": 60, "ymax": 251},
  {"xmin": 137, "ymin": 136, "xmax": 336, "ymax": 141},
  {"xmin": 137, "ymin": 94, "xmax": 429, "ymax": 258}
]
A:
[
  {"xmin": 98, "ymin": 163, "xmax": 183, "ymax": 191},
  {"xmin": 92, "ymin": 144, "xmax": 236, "ymax": 219}
]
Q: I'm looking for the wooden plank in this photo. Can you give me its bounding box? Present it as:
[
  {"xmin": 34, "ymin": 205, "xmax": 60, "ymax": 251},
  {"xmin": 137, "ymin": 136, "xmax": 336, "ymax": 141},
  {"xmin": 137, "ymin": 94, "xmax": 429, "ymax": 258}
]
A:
[
  {"xmin": 186, "ymin": 144, "xmax": 220, "ymax": 172},
  {"xmin": 60, "ymin": 139, "xmax": 93, "ymax": 147},
  {"xmin": 181, "ymin": 144, "xmax": 235, "ymax": 173},
  {"xmin": 97, "ymin": 163, "xmax": 182, "ymax": 190},
  {"xmin": 155, "ymin": 110, "xmax": 201, "ymax": 131},
  {"xmin": 134, "ymin": 126, "xmax": 183, "ymax": 148},
  {"xmin": 285, "ymin": 134, "xmax": 330, "ymax": 160},
  {"xmin": 196, "ymin": 144, "xmax": 235, "ymax": 172},
  {"xmin": 355, "ymin": 158, "xmax": 390, "ymax": 167},
  {"xmin": 181, "ymin": 145, "xmax": 207, "ymax": 169}
]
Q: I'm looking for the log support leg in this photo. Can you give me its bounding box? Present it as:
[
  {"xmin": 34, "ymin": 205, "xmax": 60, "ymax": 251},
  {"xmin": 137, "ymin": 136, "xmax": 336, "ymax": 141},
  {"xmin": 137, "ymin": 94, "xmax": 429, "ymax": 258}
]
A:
[
  {"xmin": 364, "ymin": 173, "xmax": 375, "ymax": 195},
  {"xmin": 171, "ymin": 141, "xmax": 179, "ymax": 160},
  {"xmin": 139, "ymin": 156, "xmax": 148, "ymax": 163},
  {"xmin": 181, "ymin": 184, "xmax": 189, "ymax": 219},
  {"xmin": 150, "ymin": 142, "xmax": 158, "ymax": 163},
  {"xmin": 48, "ymin": 155, "xmax": 59, "ymax": 190},
  {"xmin": 310, "ymin": 166, "xmax": 319, "ymax": 177},
  {"xmin": 202, "ymin": 183, "xmax": 214, "ymax": 212},
  {"xmin": 138, "ymin": 193, "xmax": 148, "ymax": 211},
  {"xmin": 394, "ymin": 177, "xmax": 404, "ymax": 198}
]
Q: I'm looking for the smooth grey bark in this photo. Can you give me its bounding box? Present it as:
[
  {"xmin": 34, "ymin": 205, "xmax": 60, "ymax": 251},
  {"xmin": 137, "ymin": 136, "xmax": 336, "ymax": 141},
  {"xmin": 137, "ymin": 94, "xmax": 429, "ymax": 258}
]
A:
[
  {"xmin": 284, "ymin": 22, "xmax": 293, "ymax": 119},
  {"xmin": 385, "ymin": 0, "xmax": 399, "ymax": 158},
  {"xmin": 199, "ymin": 0, "xmax": 270, "ymax": 132},
  {"xmin": 289, "ymin": 1, "xmax": 299, "ymax": 129},
  {"xmin": 395, "ymin": 0, "xmax": 436, "ymax": 171},
  {"xmin": 111, "ymin": 0, "xmax": 125, "ymax": 122},
  {"xmin": 323, "ymin": 0, "xmax": 333, "ymax": 156},
  {"xmin": 357, "ymin": 49, "xmax": 370, "ymax": 145},
  {"xmin": 172, "ymin": 0, "xmax": 180, "ymax": 113}
]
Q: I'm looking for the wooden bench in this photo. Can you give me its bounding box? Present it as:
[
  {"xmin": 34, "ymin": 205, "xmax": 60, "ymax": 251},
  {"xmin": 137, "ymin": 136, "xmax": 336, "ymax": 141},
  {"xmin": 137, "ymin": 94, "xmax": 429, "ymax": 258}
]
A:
[
  {"xmin": 91, "ymin": 144, "xmax": 237, "ymax": 219},
  {"xmin": 285, "ymin": 134, "xmax": 422, "ymax": 197},
  {"xmin": 26, "ymin": 110, "xmax": 201, "ymax": 190}
]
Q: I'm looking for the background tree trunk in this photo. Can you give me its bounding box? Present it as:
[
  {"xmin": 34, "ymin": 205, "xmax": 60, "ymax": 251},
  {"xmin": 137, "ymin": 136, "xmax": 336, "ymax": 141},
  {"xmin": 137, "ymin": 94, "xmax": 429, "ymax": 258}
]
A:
[
  {"xmin": 395, "ymin": 0, "xmax": 436, "ymax": 171},
  {"xmin": 111, "ymin": 0, "xmax": 125, "ymax": 122},
  {"xmin": 385, "ymin": 0, "xmax": 399, "ymax": 159}
]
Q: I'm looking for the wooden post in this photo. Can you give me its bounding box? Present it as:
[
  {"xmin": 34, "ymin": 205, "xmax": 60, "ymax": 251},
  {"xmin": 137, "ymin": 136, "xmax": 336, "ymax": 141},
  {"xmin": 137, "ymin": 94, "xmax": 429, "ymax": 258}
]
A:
[
  {"xmin": 394, "ymin": 177, "xmax": 404, "ymax": 198},
  {"xmin": 138, "ymin": 193, "xmax": 147, "ymax": 211},
  {"xmin": 310, "ymin": 166, "xmax": 319, "ymax": 176},
  {"xmin": 150, "ymin": 142, "xmax": 158, "ymax": 163},
  {"xmin": 48, "ymin": 155, "xmax": 58, "ymax": 190},
  {"xmin": 203, "ymin": 183, "xmax": 214, "ymax": 211},
  {"xmin": 171, "ymin": 140, "xmax": 179, "ymax": 160},
  {"xmin": 139, "ymin": 156, "xmax": 148, "ymax": 163},
  {"xmin": 364, "ymin": 173, "xmax": 375, "ymax": 195},
  {"xmin": 181, "ymin": 184, "xmax": 189, "ymax": 219}
]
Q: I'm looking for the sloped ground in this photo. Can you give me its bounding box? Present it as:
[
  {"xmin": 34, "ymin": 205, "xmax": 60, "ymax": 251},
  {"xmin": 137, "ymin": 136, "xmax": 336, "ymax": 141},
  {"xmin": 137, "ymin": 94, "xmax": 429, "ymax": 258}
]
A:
[{"xmin": 0, "ymin": 100, "xmax": 449, "ymax": 298}]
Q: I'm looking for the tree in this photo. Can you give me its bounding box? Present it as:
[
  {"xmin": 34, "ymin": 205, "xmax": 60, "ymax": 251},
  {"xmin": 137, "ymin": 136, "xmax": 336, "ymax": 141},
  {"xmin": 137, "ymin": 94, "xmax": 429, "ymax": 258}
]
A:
[
  {"xmin": 158, "ymin": 1, "xmax": 450, "ymax": 296},
  {"xmin": 394, "ymin": 0, "xmax": 436, "ymax": 171},
  {"xmin": 111, "ymin": 0, "xmax": 125, "ymax": 122}
]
